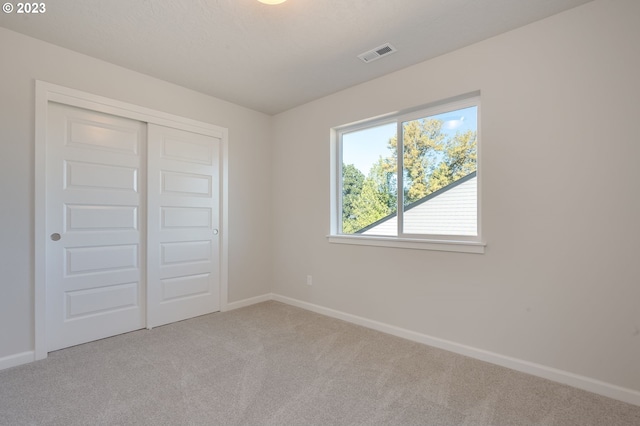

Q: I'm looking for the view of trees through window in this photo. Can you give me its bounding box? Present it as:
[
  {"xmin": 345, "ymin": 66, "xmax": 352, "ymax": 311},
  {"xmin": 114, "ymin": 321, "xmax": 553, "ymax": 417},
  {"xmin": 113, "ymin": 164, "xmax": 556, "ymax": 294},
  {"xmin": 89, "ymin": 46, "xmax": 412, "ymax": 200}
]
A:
[{"xmin": 341, "ymin": 105, "xmax": 478, "ymax": 235}]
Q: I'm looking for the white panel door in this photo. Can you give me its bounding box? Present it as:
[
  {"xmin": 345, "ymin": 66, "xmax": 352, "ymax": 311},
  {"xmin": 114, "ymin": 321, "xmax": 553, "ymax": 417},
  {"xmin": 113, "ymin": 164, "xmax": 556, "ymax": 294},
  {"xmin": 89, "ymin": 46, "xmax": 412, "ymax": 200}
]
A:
[
  {"xmin": 46, "ymin": 103, "xmax": 146, "ymax": 351},
  {"xmin": 147, "ymin": 124, "xmax": 221, "ymax": 328}
]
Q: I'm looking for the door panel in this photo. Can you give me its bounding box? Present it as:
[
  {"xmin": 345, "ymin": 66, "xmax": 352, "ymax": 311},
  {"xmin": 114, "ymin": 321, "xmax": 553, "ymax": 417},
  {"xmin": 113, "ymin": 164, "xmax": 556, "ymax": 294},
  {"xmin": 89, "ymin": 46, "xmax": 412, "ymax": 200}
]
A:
[
  {"xmin": 46, "ymin": 103, "xmax": 146, "ymax": 351},
  {"xmin": 65, "ymin": 282, "xmax": 139, "ymax": 318},
  {"xmin": 65, "ymin": 161, "xmax": 139, "ymax": 191},
  {"xmin": 161, "ymin": 171, "xmax": 212, "ymax": 196},
  {"xmin": 66, "ymin": 204, "xmax": 138, "ymax": 231},
  {"xmin": 147, "ymin": 124, "xmax": 221, "ymax": 328}
]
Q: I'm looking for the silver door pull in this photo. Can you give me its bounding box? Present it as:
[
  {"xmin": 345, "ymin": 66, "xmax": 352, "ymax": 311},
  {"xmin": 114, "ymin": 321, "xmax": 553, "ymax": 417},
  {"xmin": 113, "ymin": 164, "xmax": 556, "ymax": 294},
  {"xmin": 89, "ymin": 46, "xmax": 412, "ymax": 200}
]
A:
[
  {"xmin": 213, "ymin": 229, "xmax": 219, "ymax": 235},
  {"xmin": 50, "ymin": 233, "xmax": 61, "ymax": 241}
]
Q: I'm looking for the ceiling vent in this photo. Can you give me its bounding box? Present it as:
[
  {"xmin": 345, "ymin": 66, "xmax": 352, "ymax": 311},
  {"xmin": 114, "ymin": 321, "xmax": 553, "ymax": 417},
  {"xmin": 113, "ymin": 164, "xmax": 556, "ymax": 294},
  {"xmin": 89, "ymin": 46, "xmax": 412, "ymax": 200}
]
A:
[{"xmin": 357, "ymin": 43, "xmax": 397, "ymax": 63}]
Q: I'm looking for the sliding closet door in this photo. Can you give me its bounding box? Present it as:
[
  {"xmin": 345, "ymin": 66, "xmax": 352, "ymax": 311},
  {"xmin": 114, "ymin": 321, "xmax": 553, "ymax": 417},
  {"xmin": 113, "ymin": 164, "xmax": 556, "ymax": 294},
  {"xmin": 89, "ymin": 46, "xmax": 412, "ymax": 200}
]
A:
[
  {"xmin": 46, "ymin": 103, "xmax": 146, "ymax": 351},
  {"xmin": 44, "ymin": 98, "xmax": 224, "ymax": 352},
  {"xmin": 147, "ymin": 124, "xmax": 221, "ymax": 328}
]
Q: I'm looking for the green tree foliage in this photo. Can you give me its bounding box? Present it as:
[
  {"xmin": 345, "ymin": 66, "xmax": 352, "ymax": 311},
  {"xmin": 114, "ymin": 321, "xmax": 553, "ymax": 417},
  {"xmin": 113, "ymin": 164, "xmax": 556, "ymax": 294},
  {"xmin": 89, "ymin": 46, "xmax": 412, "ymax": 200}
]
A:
[
  {"xmin": 342, "ymin": 160, "xmax": 396, "ymax": 234},
  {"xmin": 342, "ymin": 163, "xmax": 365, "ymax": 228},
  {"xmin": 425, "ymin": 129, "xmax": 477, "ymax": 194},
  {"xmin": 347, "ymin": 176, "xmax": 390, "ymax": 233},
  {"xmin": 427, "ymin": 162, "xmax": 454, "ymax": 195},
  {"xmin": 388, "ymin": 119, "xmax": 445, "ymax": 204},
  {"xmin": 368, "ymin": 157, "xmax": 397, "ymax": 213}
]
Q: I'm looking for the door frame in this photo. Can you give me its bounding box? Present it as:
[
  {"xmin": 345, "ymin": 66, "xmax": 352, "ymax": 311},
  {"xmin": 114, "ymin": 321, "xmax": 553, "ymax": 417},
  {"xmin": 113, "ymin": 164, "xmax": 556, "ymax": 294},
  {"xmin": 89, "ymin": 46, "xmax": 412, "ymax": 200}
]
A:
[{"xmin": 34, "ymin": 81, "xmax": 229, "ymax": 360}]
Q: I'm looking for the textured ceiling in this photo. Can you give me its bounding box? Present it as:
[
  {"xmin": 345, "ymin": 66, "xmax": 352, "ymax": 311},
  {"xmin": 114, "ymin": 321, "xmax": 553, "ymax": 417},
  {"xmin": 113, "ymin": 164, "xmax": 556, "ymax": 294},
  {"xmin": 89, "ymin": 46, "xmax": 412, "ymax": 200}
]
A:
[{"xmin": 0, "ymin": 0, "xmax": 593, "ymax": 114}]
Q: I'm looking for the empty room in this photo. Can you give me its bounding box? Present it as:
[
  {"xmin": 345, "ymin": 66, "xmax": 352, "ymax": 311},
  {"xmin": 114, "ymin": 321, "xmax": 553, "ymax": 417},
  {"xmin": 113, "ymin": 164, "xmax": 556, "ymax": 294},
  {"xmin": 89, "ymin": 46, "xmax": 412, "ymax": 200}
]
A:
[{"xmin": 1, "ymin": 0, "xmax": 639, "ymax": 424}]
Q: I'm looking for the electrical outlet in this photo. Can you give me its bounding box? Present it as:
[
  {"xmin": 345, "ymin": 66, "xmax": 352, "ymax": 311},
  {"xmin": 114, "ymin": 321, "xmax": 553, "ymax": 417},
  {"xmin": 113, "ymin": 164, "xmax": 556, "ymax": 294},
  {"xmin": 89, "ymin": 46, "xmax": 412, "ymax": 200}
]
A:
[{"xmin": 306, "ymin": 275, "xmax": 313, "ymax": 286}]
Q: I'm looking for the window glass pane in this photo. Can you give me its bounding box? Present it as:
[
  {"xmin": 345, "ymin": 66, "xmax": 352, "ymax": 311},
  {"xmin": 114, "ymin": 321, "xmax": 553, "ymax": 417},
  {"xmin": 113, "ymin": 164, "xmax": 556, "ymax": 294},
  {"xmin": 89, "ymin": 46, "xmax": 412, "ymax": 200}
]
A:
[
  {"xmin": 341, "ymin": 123, "xmax": 397, "ymax": 235},
  {"xmin": 402, "ymin": 106, "xmax": 478, "ymax": 236}
]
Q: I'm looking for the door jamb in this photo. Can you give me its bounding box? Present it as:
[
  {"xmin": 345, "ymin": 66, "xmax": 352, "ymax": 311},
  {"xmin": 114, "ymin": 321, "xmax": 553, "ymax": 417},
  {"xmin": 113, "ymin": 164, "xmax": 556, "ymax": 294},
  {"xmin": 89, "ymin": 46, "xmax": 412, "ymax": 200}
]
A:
[{"xmin": 34, "ymin": 81, "xmax": 229, "ymax": 360}]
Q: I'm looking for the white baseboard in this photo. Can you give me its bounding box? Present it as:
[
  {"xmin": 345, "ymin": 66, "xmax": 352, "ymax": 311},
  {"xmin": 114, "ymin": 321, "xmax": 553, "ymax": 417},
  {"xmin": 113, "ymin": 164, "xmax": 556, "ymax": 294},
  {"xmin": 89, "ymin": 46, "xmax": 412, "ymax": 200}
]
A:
[
  {"xmin": 0, "ymin": 351, "xmax": 35, "ymax": 371},
  {"xmin": 223, "ymin": 293, "xmax": 273, "ymax": 312},
  {"xmin": 271, "ymin": 293, "xmax": 640, "ymax": 407},
  {"xmin": 5, "ymin": 293, "xmax": 638, "ymax": 406}
]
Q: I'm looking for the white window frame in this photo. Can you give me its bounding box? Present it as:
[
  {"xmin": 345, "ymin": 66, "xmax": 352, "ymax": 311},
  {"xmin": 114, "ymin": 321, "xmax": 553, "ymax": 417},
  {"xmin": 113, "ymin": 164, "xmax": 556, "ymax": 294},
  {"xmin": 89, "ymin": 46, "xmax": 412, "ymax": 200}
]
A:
[{"xmin": 328, "ymin": 93, "xmax": 485, "ymax": 254}]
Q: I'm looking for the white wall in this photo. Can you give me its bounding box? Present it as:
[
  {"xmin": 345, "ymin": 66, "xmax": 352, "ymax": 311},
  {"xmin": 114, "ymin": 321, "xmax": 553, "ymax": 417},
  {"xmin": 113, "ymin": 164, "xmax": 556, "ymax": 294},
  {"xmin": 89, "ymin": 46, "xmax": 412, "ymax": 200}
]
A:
[
  {"xmin": 0, "ymin": 28, "xmax": 273, "ymax": 360},
  {"xmin": 271, "ymin": 0, "xmax": 640, "ymax": 394}
]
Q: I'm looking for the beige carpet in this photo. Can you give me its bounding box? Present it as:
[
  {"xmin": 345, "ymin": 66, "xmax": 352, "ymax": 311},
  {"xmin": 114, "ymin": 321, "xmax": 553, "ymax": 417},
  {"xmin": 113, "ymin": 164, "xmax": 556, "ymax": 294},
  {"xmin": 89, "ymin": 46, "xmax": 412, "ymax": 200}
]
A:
[{"xmin": 1, "ymin": 301, "xmax": 639, "ymax": 425}]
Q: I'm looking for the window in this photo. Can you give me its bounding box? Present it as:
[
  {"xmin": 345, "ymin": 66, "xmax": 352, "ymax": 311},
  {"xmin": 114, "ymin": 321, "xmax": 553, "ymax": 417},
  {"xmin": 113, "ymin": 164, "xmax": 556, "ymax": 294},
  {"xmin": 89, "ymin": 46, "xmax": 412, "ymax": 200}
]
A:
[{"xmin": 330, "ymin": 94, "xmax": 484, "ymax": 253}]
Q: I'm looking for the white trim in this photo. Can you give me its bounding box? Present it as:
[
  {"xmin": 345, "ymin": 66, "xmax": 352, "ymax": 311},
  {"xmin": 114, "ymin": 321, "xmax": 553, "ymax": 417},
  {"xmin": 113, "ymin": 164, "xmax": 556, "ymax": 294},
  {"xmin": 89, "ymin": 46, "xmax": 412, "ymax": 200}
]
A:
[
  {"xmin": 223, "ymin": 294, "xmax": 273, "ymax": 312},
  {"xmin": 10, "ymin": 284, "xmax": 640, "ymax": 406},
  {"xmin": 219, "ymin": 135, "xmax": 229, "ymax": 312},
  {"xmin": 475, "ymin": 101, "xmax": 483, "ymax": 243},
  {"xmin": 272, "ymin": 293, "xmax": 640, "ymax": 407},
  {"xmin": 34, "ymin": 82, "xmax": 48, "ymax": 361},
  {"xmin": 40, "ymin": 83, "xmax": 225, "ymax": 138},
  {"xmin": 327, "ymin": 234, "xmax": 486, "ymax": 254},
  {"xmin": 0, "ymin": 351, "xmax": 35, "ymax": 371},
  {"xmin": 34, "ymin": 81, "xmax": 229, "ymax": 360},
  {"xmin": 395, "ymin": 95, "xmax": 480, "ymax": 125},
  {"xmin": 329, "ymin": 128, "xmax": 340, "ymax": 234}
]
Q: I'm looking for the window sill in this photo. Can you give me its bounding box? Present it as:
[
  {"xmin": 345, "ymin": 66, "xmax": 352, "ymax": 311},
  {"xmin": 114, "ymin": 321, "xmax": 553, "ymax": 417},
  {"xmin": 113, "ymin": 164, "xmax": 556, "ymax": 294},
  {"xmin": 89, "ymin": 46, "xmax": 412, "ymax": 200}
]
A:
[{"xmin": 327, "ymin": 234, "xmax": 486, "ymax": 254}]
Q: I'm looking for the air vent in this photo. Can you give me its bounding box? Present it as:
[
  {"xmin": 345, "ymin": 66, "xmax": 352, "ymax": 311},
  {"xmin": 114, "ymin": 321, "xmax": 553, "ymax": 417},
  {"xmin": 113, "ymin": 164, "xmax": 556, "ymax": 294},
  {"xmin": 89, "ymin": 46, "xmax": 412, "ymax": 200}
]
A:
[{"xmin": 357, "ymin": 43, "xmax": 397, "ymax": 63}]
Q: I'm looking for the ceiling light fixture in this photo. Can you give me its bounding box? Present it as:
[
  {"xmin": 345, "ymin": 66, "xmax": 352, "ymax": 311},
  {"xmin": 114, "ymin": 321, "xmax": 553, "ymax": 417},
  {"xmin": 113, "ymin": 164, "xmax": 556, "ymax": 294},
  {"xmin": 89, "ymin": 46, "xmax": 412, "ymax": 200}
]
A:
[{"xmin": 257, "ymin": 0, "xmax": 287, "ymax": 4}]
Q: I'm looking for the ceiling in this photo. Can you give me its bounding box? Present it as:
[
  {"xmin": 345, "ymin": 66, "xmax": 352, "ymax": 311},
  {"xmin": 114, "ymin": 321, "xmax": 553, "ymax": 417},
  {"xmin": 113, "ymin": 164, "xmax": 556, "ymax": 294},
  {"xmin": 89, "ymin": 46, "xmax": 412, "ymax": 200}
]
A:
[{"xmin": 0, "ymin": 0, "xmax": 593, "ymax": 115}]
